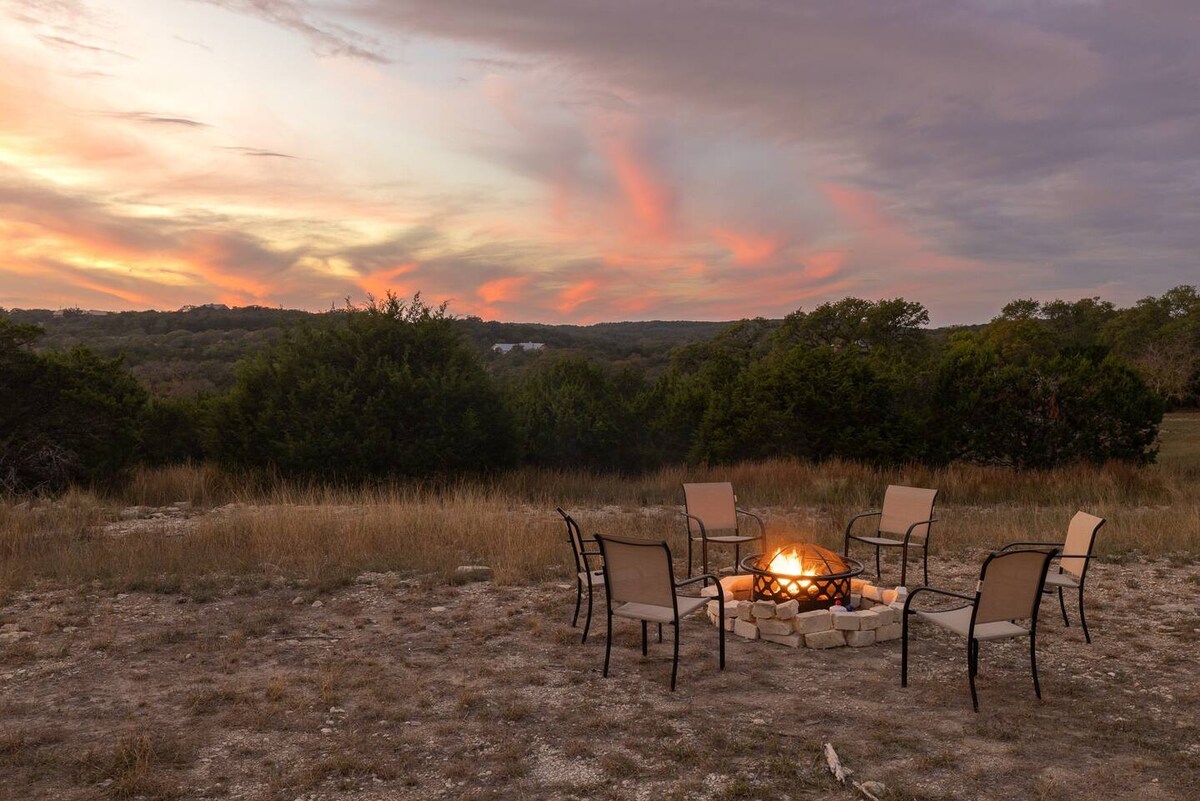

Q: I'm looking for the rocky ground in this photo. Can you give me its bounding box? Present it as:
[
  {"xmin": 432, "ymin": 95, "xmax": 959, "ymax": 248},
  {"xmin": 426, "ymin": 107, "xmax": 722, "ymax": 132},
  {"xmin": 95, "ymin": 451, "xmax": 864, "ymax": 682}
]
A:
[{"xmin": 2, "ymin": 543, "xmax": 1198, "ymax": 801}]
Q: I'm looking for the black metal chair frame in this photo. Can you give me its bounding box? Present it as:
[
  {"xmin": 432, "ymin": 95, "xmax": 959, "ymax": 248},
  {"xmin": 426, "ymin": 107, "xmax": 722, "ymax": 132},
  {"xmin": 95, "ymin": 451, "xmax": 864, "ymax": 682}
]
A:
[
  {"xmin": 595, "ymin": 534, "xmax": 726, "ymax": 691},
  {"xmin": 843, "ymin": 508, "xmax": 938, "ymax": 587},
  {"xmin": 901, "ymin": 547, "xmax": 1058, "ymax": 712},
  {"xmin": 999, "ymin": 516, "xmax": 1105, "ymax": 644},
  {"xmin": 556, "ymin": 507, "xmax": 603, "ymax": 644},
  {"xmin": 682, "ymin": 505, "xmax": 765, "ymax": 578}
]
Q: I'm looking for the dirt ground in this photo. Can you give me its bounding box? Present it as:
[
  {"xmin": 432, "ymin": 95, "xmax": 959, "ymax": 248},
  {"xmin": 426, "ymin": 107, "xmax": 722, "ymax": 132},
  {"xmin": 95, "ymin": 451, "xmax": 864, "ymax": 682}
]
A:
[{"xmin": 2, "ymin": 551, "xmax": 1198, "ymax": 801}]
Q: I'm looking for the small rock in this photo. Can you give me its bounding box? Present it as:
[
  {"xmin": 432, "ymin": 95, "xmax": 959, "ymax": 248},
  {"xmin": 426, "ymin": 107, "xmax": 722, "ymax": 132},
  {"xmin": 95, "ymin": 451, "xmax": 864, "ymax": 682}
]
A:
[
  {"xmin": 115, "ymin": 594, "xmax": 129, "ymax": 601},
  {"xmin": 320, "ymin": 727, "xmax": 332, "ymax": 735},
  {"xmin": 291, "ymin": 596, "xmax": 304, "ymax": 606},
  {"xmin": 861, "ymin": 781, "xmax": 887, "ymax": 795},
  {"xmin": 453, "ymin": 565, "xmax": 494, "ymax": 583},
  {"xmin": 430, "ymin": 606, "xmax": 447, "ymax": 613},
  {"xmin": 311, "ymin": 600, "xmax": 323, "ymax": 609}
]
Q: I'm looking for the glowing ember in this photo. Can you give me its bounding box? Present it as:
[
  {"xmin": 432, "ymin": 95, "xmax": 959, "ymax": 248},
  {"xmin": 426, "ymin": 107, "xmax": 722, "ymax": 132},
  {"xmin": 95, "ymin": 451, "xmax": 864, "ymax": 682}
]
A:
[{"xmin": 767, "ymin": 547, "xmax": 817, "ymax": 596}]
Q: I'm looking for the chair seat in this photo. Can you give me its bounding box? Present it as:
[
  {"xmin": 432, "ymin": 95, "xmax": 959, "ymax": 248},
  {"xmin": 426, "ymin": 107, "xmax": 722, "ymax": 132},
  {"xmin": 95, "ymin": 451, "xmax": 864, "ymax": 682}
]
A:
[
  {"xmin": 1044, "ymin": 572, "xmax": 1081, "ymax": 589},
  {"xmin": 694, "ymin": 534, "xmax": 761, "ymax": 544},
  {"xmin": 914, "ymin": 606, "xmax": 1030, "ymax": 640},
  {"xmin": 851, "ymin": 535, "xmax": 918, "ymax": 547},
  {"xmin": 578, "ymin": 569, "xmax": 605, "ymax": 587},
  {"xmin": 613, "ymin": 596, "xmax": 708, "ymax": 624}
]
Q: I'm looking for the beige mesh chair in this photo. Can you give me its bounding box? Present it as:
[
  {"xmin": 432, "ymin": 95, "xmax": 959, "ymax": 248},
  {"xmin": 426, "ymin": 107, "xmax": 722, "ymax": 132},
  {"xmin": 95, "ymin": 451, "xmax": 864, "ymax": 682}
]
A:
[
  {"xmin": 595, "ymin": 534, "xmax": 725, "ymax": 691},
  {"xmin": 1000, "ymin": 511, "xmax": 1105, "ymax": 643},
  {"xmin": 843, "ymin": 485, "xmax": 938, "ymax": 586},
  {"xmin": 681, "ymin": 482, "xmax": 764, "ymax": 577},
  {"xmin": 556, "ymin": 508, "xmax": 605, "ymax": 644},
  {"xmin": 901, "ymin": 547, "xmax": 1058, "ymax": 711}
]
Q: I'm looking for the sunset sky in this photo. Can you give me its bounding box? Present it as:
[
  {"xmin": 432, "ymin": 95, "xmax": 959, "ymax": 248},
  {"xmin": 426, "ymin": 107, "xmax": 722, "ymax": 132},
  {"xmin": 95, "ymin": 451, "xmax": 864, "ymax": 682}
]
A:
[{"xmin": 2, "ymin": 1, "xmax": 1197, "ymax": 324}]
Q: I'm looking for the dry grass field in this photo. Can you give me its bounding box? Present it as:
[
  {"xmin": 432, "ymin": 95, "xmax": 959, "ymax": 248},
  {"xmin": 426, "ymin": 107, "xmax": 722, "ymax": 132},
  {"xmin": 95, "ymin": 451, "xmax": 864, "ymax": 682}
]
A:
[{"xmin": 2, "ymin": 414, "xmax": 1199, "ymax": 800}]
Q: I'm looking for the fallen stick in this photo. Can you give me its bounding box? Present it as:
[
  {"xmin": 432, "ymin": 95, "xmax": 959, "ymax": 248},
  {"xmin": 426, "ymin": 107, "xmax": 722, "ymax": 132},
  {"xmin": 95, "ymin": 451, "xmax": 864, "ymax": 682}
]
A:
[
  {"xmin": 823, "ymin": 742, "xmax": 846, "ymax": 784},
  {"xmin": 853, "ymin": 780, "xmax": 882, "ymax": 801}
]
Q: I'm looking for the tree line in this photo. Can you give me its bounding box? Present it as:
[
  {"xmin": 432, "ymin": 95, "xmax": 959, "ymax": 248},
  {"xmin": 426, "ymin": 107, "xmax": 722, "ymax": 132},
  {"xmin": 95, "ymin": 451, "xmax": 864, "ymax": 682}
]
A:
[{"xmin": 4, "ymin": 286, "xmax": 1197, "ymax": 493}]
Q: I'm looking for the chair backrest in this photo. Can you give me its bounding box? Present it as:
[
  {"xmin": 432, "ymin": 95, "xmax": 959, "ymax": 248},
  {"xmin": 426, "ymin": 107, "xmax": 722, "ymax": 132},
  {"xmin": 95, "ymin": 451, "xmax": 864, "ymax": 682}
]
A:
[
  {"xmin": 974, "ymin": 548, "xmax": 1058, "ymax": 626},
  {"xmin": 879, "ymin": 485, "xmax": 938, "ymax": 540},
  {"xmin": 556, "ymin": 507, "xmax": 589, "ymax": 574},
  {"xmin": 596, "ymin": 534, "xmax": 676, "ymax": 609},
  {"xmin": 682, "ymin": 482, "xmax": 738, "ymax": 534},
  {"xmin": 1061, "ymin": 511, "xmax": 1105, "ymax": 580}
]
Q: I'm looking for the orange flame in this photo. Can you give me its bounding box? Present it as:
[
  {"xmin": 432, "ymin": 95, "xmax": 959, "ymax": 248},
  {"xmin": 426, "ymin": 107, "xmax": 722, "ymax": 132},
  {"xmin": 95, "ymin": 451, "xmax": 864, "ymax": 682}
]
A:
[{"xmin": 768, "ymin": 547, "xmax": 817, "ymax": 596}]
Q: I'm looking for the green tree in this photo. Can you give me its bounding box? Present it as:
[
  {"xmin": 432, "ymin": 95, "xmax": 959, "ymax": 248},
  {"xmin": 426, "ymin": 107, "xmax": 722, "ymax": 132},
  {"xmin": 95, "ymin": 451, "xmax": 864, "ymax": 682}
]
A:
[
  {"xmin": 214, "ymin": 294, "xmax": 513, "ymax": 479},
  {"xmin": 1, "ymin": 316, "xmax": 148, "ymax": 492},
  {"xmin": 507, "ymin": 357, "xmax": 646, "ymax": 470}
]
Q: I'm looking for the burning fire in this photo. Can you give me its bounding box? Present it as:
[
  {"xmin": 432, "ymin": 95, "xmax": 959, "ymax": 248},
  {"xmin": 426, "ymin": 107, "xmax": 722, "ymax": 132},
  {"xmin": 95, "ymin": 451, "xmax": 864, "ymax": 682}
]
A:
[{"xmin": 768, "ymin": 547, "xmax": 817, "ymax": 596}]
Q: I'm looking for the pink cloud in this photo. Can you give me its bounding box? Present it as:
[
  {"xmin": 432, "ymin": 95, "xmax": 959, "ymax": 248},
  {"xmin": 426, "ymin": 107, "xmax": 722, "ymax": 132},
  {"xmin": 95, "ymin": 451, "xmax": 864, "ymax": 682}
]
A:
[{"xmin": 712, "ymin": 227, "xmax": 779, "ymax": 265}]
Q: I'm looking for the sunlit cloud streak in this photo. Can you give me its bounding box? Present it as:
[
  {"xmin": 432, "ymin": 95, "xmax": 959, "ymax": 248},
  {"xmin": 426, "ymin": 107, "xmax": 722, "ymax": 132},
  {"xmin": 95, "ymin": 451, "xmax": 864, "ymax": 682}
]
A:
[{"xmin": 1, "ymin": 0, "xmax": 1197, "ymax": 325}]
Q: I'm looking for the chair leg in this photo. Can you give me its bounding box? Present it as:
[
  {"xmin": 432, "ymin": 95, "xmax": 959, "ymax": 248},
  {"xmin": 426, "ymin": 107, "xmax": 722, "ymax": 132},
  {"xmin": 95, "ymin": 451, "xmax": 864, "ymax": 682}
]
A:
[
  {"xmin": 718, "ymin": 610, "xmax": 726, "ymax": 670},
  {"xmin": 1078, "ymin": 587, "xmax": 1091, "ymax": 644},
  {"xmin": 922, "ymin": 545, "xmax": 928, "ymax": 586},
  {"xmin": 657, "ymin": 623, "xmax": 663, "ymax": 643},
  {"xmin": 875, "ymin": 545, "xmax": 882, "ymax": 582},
  {"xmin": 900, "ymin": 543, "xmax": 909, "ymax": 588},
  {"xmin": 702, "ymin": 539, "xmax": 709, "ymax": 577},
  {"xmin": 1058, "ymin": 586, "xmax": 1070, "ymax": 627},
  {"xmin": 581, "ymin": 580, "xmax": 594, "ymax": 644},
  {"xmin": 572, "ymin": 579, "xmax": 583, "ymax": 628},
  {"xmin": 1030, "ymin": 631, "xmax": 1042, "ymax": 699},
  {"xmin": 670, "ymin": 616, "xmax": 681, "ymax": 691},
  {"xmin": 603, "ymin": 609, "xmax": 613, "ymax": 678},
  {"xmin": 901, "ymin": 611, "xmax": 911, "ymax": 687},
  {"xmin": 687, "ymin": 535, "xmax": 694, "ymax": 579},
  {"xmin": 968, "ymin": 639, "xmax": 979, "ymax": 712},
  {"xmin": 641, "ymin": 621, "xmax": 648, "ymax": 656},
  {"xmin": 734, "ymin": 541, "xmax": 741, "ymax": 575}
]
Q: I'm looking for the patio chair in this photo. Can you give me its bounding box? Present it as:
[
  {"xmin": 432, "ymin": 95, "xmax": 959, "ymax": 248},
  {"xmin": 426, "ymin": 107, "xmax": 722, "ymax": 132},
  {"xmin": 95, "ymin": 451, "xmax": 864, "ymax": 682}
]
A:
[
  {"xmin": 595, "ymin": 534, "xmax": 725, "ymax": 691},
  {"xmin": 556, "ymin": 507, "xmax": 605, "ymax": 644},
  {"xmin": 843, "ymin": 485, "xmax": 938, "ymax": 587},
  {"xmin": 681, "ymin": 482, "xmax": 764, "ymax": 578},
  {"xmin": 999, "ymin": 511, "xmax": 1105, "ymax": 643},
  {"xmin": 901, "ymin": 547, "xmax": 1059, "ymax": 712}
]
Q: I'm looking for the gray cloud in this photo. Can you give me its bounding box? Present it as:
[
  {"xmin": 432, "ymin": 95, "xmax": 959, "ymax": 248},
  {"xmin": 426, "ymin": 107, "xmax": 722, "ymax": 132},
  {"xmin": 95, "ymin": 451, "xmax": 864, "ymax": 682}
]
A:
[
  {"xmin": 37, "ymin": 33, "xmax": 131, "ymax": 59},
  {"xmin": 196, "ymin": 0, "xmax": 391, "ymax": 63},
  {"xmin": 95, "ymin": 110, "xmax": 209, "ymax": 127},
  {"xmin": 222, "ymin": 146, "xmax": 299, "ymax": 159},
  {"xmin": 342, "ymin": 0, "xmax": 1200, "ymax": 311}
]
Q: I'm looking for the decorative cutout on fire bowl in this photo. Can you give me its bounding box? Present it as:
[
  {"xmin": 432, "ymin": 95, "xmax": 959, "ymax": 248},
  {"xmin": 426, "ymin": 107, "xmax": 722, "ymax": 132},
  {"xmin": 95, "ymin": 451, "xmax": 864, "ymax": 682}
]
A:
[{"xmin": 739, "ymin": 544, "xmax": 864, "ymax": 612}]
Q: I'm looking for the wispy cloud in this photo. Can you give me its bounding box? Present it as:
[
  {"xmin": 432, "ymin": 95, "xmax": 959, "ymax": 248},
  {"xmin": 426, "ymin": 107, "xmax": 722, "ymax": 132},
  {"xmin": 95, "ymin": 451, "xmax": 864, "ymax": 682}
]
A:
[{"xmin": 197, "ymin": 0, "xmax": 391, "ymax": 63}]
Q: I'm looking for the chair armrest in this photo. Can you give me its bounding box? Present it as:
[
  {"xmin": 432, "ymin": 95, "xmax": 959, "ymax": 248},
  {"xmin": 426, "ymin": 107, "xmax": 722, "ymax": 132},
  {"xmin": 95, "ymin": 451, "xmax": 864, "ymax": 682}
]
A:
[
  {"xmin": 680, "ymin": 511, "xmax": 708, "ymax": 539},
  {"xmin": 844, "ymin": 510, "xmax": 882, "ymax": 542},
  {"xmin": 902, "ymin": 518, "xmax": 938, "ymax": 545},
  {"xmin": 903, "ymin": 586, "xmax": 974, "ymax": 616},
  {"xmin": 735, "ymin": 508, "xmax": 765, "ymax": 538},
  {"xmin": 676, "ymin": 573, "xmax": 720, "ymax": 590}
]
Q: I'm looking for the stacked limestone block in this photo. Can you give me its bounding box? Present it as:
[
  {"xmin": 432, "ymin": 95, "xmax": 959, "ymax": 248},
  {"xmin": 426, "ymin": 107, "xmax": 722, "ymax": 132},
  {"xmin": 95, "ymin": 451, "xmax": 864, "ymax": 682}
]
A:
[{"xmin": 704, "ymin": 579, "xmax": 907, "ymax": 649}]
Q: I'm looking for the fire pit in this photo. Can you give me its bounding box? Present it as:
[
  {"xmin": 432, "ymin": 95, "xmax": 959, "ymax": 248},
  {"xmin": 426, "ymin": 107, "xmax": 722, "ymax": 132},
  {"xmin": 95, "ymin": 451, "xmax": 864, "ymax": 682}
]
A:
[{"xmin": 739, "ymin": 543, "xmax": 864, "ymax": 612}]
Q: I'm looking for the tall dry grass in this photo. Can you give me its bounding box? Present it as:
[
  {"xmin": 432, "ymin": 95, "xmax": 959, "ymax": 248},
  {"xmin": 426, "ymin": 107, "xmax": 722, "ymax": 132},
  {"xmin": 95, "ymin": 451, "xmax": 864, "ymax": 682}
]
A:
[{"xmin": 2, "ymin": 418, "xmax": 1198, "ymax": 597}]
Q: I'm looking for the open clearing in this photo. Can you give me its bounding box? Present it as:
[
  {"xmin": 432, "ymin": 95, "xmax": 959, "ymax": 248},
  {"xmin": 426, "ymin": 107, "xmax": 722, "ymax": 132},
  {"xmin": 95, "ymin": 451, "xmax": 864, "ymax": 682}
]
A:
[
  {"xmin": 3, "ymin": 539, "xmax": 1199, "ymax": 800},
  {"xmin": 2, "ymin": 413, "xmax": 1199, "ymax": 799}
]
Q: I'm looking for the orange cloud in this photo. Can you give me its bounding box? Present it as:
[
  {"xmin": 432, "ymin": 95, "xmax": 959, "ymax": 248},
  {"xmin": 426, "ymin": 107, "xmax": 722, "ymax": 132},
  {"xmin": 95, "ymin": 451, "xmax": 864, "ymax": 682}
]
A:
[
  {"xmin": 556, "ymin": 279, "xmax": 599, "ymax": 314},
  {"xmin": 356, "ymin": 263, "xmax": 418, "ymax": 299},
  {"xmin": 712, "ymin": 228, "xmax": 779, "ymax": 265},
  {"xmin": 802, "ymin": 250, "xmax": 846, "ymax": 280},
  {"xmin": 476, "ymin": 275, "xmax": 528, "ymax": 305},
  {"xmin": 600, "ymin": 137, "xmax": 673, "ymax": 237}
]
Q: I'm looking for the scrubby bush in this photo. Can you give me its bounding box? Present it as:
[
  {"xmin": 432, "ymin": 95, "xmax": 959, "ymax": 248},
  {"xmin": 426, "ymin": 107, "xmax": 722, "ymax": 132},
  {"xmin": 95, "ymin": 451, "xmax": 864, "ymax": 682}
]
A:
[{"xmin": 212, "ymin": 294, "xmax": 513, "ymax": 480}]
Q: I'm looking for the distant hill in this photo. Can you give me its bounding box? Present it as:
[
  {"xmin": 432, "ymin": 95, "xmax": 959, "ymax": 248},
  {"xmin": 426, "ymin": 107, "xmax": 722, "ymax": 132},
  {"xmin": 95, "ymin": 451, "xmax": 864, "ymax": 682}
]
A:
[{"xmin": 3, "ymin": 306, "xmax": 739, "ymax": 397}]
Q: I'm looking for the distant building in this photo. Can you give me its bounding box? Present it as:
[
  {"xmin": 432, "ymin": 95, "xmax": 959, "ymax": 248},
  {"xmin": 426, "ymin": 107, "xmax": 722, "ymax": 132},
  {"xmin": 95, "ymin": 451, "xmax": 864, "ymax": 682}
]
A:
[{"xmin": 491, "ymin": 342, "xmax": 546, "ymax": 354}]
